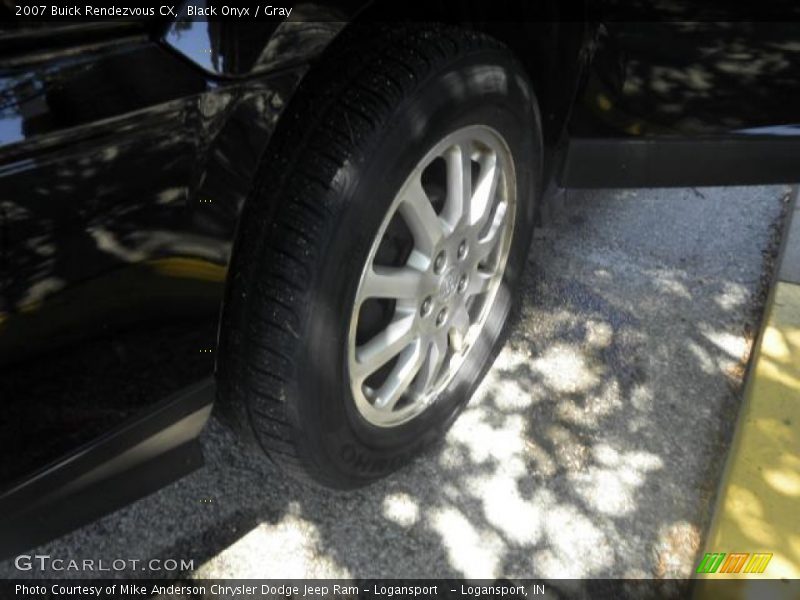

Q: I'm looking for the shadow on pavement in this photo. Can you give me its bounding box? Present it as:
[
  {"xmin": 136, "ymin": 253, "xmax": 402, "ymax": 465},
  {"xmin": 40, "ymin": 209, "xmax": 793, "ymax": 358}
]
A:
[{"xmin": 1, "ymin": 185, "xmax": 790, "ymax": 587}]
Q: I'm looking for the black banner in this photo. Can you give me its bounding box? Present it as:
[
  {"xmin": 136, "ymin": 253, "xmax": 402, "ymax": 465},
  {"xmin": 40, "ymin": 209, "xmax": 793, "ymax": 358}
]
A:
[
  {"xmin": 2, "ymin": 579, "xmax": 799, "ymax": 600},
  {"xmin": 3, "ymin": 0, "xmax": 800, "ymax": 24}
]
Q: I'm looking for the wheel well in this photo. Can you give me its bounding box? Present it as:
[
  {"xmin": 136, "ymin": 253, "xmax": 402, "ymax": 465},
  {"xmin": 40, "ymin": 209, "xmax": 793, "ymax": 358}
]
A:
[{"xmin": 347, "ymin": 0, "xmax": 591, "ymax": 147}]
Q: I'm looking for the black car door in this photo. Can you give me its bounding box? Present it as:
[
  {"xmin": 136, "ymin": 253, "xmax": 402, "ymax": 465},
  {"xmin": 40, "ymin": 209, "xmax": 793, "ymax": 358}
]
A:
[{"xmin": 0, "ymin": 20, "xmax": 222, "ymax": 488}]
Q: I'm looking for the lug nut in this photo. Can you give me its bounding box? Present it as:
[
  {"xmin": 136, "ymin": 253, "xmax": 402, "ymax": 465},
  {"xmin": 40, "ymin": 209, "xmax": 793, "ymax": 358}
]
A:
[
  {"xmin": 457, "ymin": 240, "xmax": 468, "ymax": 260},
  {"xmin": 457, "ymin": 274, "xmax": 468, "ymax": 293},
  {"xmin": 436, "ymin": 307, "xmax": 448, "ymax": 327},
  {"xmin": 433, "ymin": 251, "xmax": 447, "ymax": 274},
  {"xmin": 420, "ymin": 296, "xmax": 433, "ymax": 317}
]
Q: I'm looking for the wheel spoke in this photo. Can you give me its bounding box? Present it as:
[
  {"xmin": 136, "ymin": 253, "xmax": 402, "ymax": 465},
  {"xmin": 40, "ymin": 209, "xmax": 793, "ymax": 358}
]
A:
[
  {"xmin": 471, "ymin": 151, "xmax": 499, "ymax": 229},
  {"xmin": 413, "ymin": 334, "xmax": 448, "ymax": 395},
  {"xmin": 443, "ymin": 142, "xmax": 473, "ymax": 228},
  {"xmin": 375, "ymin": 339, "xmax": 426, "ymax": 411},
  {"xmin": 399, "ymin": 177, "xmax": 445, "ymax": 256},
  {"xmin": 354, "ymin": 315, "xmax": 417, "ymax": 381},
  {"xmin": 451, "ymin": 305, "xmax": 470, "ymax": 338},
  {"xmin": 360, "ymin": 265, "xmax": 424, "ymax": 301},
  {"xmin": 466, "ymin": 269, "xmax": 493, "ymax": 297},
  {"xmin": 475, "ymin": 200, "xmax": 508, "ymax": 262}
]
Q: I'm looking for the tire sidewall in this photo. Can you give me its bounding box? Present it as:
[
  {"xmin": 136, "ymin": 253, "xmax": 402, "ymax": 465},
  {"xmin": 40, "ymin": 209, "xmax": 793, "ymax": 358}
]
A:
[{"xmin": 294, "ymin": 48, "xmax": 542, "ymax": 486}]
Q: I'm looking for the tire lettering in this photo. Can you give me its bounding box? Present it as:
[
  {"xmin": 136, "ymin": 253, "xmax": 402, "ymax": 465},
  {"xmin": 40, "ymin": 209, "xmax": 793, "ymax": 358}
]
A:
[{"xmin": 340, "ymin": 443, "xmax": 420, "ymax": 474}]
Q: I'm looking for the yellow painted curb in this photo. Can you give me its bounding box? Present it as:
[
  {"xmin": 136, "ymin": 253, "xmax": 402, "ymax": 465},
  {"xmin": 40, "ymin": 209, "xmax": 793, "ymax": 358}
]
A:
[{"xmin": 694, "ymin": 282, "xmax": 800, "ymax": 597}]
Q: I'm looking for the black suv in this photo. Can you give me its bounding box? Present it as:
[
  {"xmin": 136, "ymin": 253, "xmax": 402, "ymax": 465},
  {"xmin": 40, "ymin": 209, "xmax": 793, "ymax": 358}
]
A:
[{"xmin": 1, "ymin": 1, "xmax": 798, "ymax": 557}]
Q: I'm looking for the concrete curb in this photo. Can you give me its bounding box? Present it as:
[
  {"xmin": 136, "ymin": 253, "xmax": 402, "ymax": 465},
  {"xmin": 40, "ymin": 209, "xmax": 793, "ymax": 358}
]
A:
[{"xmin": 694, "ymin": 186, "xmax": 800, "ymax": 595}]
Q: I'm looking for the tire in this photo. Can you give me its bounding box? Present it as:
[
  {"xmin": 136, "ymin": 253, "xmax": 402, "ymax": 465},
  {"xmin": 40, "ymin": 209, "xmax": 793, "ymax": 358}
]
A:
[{"xmin": 216, "ymin": 23, "xmax": 542, "ymax": 488}]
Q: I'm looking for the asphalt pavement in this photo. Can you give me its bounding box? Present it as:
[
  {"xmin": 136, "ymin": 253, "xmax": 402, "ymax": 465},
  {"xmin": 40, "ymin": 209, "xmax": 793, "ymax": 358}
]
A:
[{"xmin": 0, "ymin": 185, "xmax": 791, "ymax": 582}]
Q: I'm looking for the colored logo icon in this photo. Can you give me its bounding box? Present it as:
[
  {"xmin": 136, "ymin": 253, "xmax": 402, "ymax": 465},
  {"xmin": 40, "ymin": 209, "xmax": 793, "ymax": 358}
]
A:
[{"xmin": 696, "ymin": 552, "xmax": 773, "ymax": 574}]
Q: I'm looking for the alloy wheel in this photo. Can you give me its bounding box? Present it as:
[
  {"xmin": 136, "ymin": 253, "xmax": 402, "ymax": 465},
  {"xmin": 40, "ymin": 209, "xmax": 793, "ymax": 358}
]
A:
[{"xmin": 347, "ymin": 125, "xmax": 517, "ymax": 428}]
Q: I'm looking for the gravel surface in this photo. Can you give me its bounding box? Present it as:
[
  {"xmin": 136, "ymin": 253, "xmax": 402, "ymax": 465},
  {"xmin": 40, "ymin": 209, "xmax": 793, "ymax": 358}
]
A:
[{"xmin": 1, "ymin": 185, "xmax": 791, "ymax": 582}]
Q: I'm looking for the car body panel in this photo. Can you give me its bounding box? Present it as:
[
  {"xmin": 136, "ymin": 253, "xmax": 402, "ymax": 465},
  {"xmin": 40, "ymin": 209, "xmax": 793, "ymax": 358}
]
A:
[
  {"xmin": 562, "ymin": 18, "xmax": 800, "ymax": 186},
  {"xmin": 0, "ymin": 15, "xmax": 311, "ymax": 557},
  {"xmin": 0, "ymin": 21, "xmax": 310, "ymax": 483},
  {"xmin": 0, "ymin": 378, "xmax": 212, "ymax": 559}
]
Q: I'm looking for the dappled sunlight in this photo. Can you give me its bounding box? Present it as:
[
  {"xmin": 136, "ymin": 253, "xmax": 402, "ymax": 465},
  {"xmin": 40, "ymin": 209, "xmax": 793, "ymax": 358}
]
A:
[
  {"xmin": 654, "ymin": 521, "xmax": 701, "ymax": 578},
  {"xmin": 721, "ymin": 485, "xmax": 775, "ymax": 546},
  {"xmin": 758, "ymin": 355, "xmax": 800, "ymax": 396},
  {"xmin": 700, "ymin": 327, "xmax": 750, "ymax": 362},
  {"xmin": 474, "ymin": 476, "xmax": 543, "ymax": 545},
  {"xmin": 686, "ymin": 340, "xmax": 720, "ymax": 375},
  {"xmin": 4, "ymin": 186, "xmax": 788, "ymax": 582},
  {"xmin": 478, "ymin": 346, "xmax": 540, "ymax": 409},
  {"xmin": 530, "ymin": 343, "xmax": 603, "ymax": 394},
  {"xmin": 447, "ymin": 403, "xmax": 529, "ymax": 467},
  {"xmin": 652, "ymin": 274, "xmax": 693, "ymax": 301},
  {"xmin": 569, "ymin": 445, "xmax": 662, "ymax": 516},
  {"xmin": 754, "ymin": 418, "xmax": 795, "ymax": 448},
  {"xmin": 723, "ymin": 485, "xmax": 780, "ymax": 550},
  {"xmin": 431, "ymin": 507, "xmax": 505, "ymax": 578},
  {"xmin": 542, "ymin": 424, "xmax": 589, "ymax": 471},
  {"xmin": 628, "ymin": 384, "xmax": 654, "ymax": 413},
  {"xmin": 193, "ymin": 507, "xmax": 350, "ymax": 579},
  {"xmin": 714, "ymin": 281, "xmax": 750, "ymax": 313},
  {"xmin": 585, "ymin": 319, "xmax": 614, "ymax": 348},
  {"xmin": 556, "ymin": 379, "xmax": 623, "ymax": 428},
  {"xmin": 534, "ymin": 502, "xmax": 613, "ymax": 578},
  {"xmin": 382, "ymin": 492, "xmax": 420, "ymax": 527},
  {"xmin": 763, "ymin": 325, "xmax": 797, "ymax": 364},
  {"xmin": 762, "ymin": 459, "xmax": 800, "ymax": 497},
  {"xmin": 770, "ymin": 553, "xmax": 800, "ymax": 581}
]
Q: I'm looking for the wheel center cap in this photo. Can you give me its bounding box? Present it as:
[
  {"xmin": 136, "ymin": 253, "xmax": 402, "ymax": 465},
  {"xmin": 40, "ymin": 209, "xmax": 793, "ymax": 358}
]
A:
[{"xmin": 437, "ymin": 268, "xmax": 459, "ymax": 301}]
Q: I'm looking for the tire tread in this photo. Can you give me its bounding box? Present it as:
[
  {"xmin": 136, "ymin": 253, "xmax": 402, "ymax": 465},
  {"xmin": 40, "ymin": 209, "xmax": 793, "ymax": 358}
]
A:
[{"xmin": 217, "ymin": 24, "xmax": 512, "ymax": 485}]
